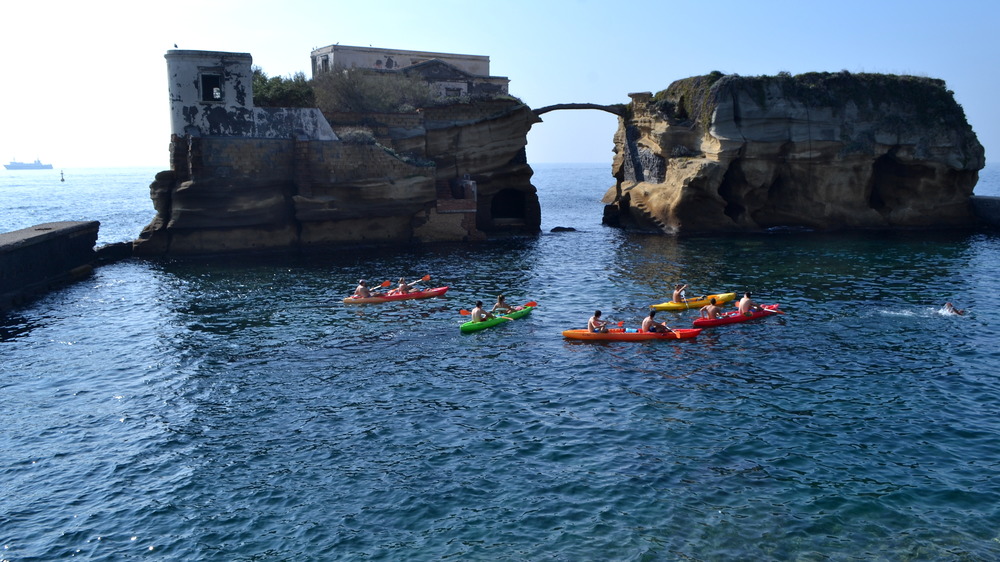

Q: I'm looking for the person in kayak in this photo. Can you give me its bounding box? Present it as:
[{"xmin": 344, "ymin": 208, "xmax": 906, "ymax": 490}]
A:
[
  {"xmin": 671, "ymin": 283, "xmax": 689, "ymax": 303},
  {"xmin": 353, "ymin": 279, "xmax": 371, "ymax": 298},
  {"xmin": 699, "ymin": 297, "xmax": 724, "ymax": 320},
  {"xmin": 738, "ymin": 292, "xmax": 764, "ymax": 316},
  {"xmin": 491, "ymin": 294, "xmax": 515, "ymax": 314},
  {"xmin": 470, "ymin": 301, "xmax": 494, "ymax": 322},
  {"xmin": 588, "ymin": 310, "xmax": 609, "ymax": 333},
  {"xmin": 641, "ymin": 310, "xmax": 673, "ymax": 333},
  {"xmin": 390, "ymin": 277, "xmax": 417, "ymax": 295}
]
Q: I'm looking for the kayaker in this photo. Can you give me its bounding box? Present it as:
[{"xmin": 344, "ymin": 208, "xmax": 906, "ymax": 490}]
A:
[
  {"xmin": 492, "ymin": 294, "xmax": 515, "ymax": 314},
  {"xmin": 470, "ymin": 301, "xmax": 494, "ymax": 322},
  {"xmin": 738, "ymin": 292, "xmax": 764, "ymax": 316},
  {"xmin": 390, "ymin": 277, "xmax": 416, "ymax": 295},
  {"xmin": 588, "ymin": 310, "xmax": 609, "ymax": 333},
  {"xmin": 699, "ymin": 298, "xmax": 723, "ymax": 320},
  {"xmin": 671, "ymin": 283, "xmax": 688, "ymax": 303},
  {"xmin": 641, "ymin": 310, "xmax": 672, "ymax": 333},
  {"xmin": 353, "ymin": 279, "xmax": 371, "ymax": 298}
]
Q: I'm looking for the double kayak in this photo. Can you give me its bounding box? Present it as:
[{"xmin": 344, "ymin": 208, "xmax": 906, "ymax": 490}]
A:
[
  {"xmin": 692, "ymin": 304, "xmax": 781, "ymax": 327},
  {"xmin": 562, "ymin": 328, "xmax": 702, "ymax": 341},
  {"xmin": 343, "ymin": 286, "xmax": 449, "ymax": 304},
  {"xmin": 651, "ymin": 292, "xmax": 736, "ymax": 311},
  {"xmin": 460, "ymin": 305, "xmax": 535, "ymax": 333}
]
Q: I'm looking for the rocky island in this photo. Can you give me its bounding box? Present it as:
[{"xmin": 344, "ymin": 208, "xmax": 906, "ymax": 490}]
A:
[
  {"xmin": 604, "ymin": 72, "xmax": 986, "ymax": 233},
  {"xmin": 134, "ymin": 48, "xmax": 540, "ymax": 257}
]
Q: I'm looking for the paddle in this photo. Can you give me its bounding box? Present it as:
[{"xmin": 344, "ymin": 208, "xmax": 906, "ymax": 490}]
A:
[{"xmin": 388, "ymin": 275, "xmax": 430, "ymax": 295}]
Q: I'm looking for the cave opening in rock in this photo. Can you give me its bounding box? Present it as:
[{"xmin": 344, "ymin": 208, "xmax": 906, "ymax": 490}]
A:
[
  {"xmin": 491, "ymin": 188, "xmax": 526, "ymax": 220},
  {"xmin": 718, "ymin": 163, "xmax": 748, "ymax": 222},
  {"xmin": 871, "ymin": 150, "xmax": 905, "ymax": 214}
]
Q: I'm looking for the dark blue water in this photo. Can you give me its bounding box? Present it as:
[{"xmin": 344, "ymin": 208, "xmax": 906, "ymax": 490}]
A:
[{"xmin": 2, "ymin": 164, "xmax": 1000, "ymax": 560}]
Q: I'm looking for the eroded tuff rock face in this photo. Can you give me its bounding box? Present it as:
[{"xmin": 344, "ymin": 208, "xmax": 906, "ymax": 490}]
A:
[
  {"xmin": 604, "ymin": 72, "xmax": 985, "ymax": 233},
  {"xmin": 135, "ymin": 100, "xmax": 540, "ymax": 256}
]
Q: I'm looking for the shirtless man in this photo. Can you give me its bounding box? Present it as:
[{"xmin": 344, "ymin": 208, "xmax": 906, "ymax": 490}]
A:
[
  {"xmin": 700, "ymin": 298, "xmax": 723, "ymax": 320},
  {"xmin": 671, "ymin": 283, "xmax": 689, "ymax": 304},
  {"xmin": 470, "ymin": 300, "xmax": 494, "ymax": 322},
  {"xmin": 641, "ymin": 310, "xmax": 672, "ymax": 333},
  {"xmin": 588, "ymin": 310, "xmax": 609, "ymax": 333},
  {"xmin": 738, "ymin": 292, "xmax": 763, "ymax": 316},
  {"xmin": 353, "ymin": 279, "xmax": 371, "ymax": 298}
]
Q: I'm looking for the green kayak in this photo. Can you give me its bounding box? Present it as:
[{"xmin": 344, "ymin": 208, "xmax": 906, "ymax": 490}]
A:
[{"xmin": 460, "ymin": 305, "xmax": 535, "ymax": 333}]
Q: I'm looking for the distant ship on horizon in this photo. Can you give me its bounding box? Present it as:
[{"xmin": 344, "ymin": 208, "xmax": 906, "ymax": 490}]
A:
[{"xmin": 4, "ymin": 158, "xmax": 54, "ymax": 170}]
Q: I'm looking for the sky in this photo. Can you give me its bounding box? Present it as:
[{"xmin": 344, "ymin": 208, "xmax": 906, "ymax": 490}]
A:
[{"xmin": 1, "ymin": 0, "xmax": 997, "ymax": 169}]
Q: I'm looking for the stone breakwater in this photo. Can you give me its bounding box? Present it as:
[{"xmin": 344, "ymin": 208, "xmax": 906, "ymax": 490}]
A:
[
  {"xmin": 0, "ymin": 221, "xmax": 98, "ymax": 311},
  {"xmin": 603, "ymin": 72, "xmax": 986, "ymax": 233}
]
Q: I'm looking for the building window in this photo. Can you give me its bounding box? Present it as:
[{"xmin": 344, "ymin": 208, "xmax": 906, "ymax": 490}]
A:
[
  {"xmin": 201, "ymin": 74, "xmax": 223, "ymax": 102},
  {"xmin": 445, "ymin": 87, "xmax": 463, "ymax": 97},
  {"xmin": 321, "ymin": 56, "xmax": 329, "ymax": 72}
]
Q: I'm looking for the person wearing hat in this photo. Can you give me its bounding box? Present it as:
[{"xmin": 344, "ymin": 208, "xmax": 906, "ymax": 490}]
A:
[{"xmin": 353, "ymin": 279, "xmax": 371, "ymax": 298}]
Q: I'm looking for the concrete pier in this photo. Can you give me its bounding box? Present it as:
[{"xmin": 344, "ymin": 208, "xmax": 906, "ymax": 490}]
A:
[
  {"xmin": 971, "ymin": 196, "xmax": 1000, "ymax": 228},
  {"xmin": 0, "ymin": 221, "xmax": 99, "ymax": 311}
]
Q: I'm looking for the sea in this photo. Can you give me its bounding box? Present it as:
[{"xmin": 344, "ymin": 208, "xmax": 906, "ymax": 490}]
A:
[{"xmin": 2, "ymin": 163, "xmax": 1000, "ymax": 561}]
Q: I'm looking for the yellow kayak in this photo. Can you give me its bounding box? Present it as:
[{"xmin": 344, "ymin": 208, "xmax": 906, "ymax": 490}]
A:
[{"xmin": 650, "ymin": 292, "xmax": 736, "ymax": 311}]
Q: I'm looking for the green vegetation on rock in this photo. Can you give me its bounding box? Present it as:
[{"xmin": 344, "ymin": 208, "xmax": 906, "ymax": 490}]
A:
[
  {"xmin": 251, "ymin": 67, "xmax": 315, "ymax": 108},
  {"xmin": 650, "ymin": 71, "xmax": 972, "ymax": 132}
]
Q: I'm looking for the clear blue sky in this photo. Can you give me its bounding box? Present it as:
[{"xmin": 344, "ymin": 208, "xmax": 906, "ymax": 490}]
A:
[{"xmin": 1, "ymin": 0, "xmax": 996, "ymax": 169}]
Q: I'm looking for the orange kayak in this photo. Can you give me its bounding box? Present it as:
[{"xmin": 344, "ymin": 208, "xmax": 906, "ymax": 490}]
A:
[
  {"xmin": 562, "ymin": 328, "xmax": 702, "ymax": 341},
  {"xmin": 343, "ymin": 286, "xmax": 448, "ymax": 304}
]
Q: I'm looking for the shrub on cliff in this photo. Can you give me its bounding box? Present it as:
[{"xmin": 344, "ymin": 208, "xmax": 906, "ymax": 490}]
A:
[
  {"xmin": 313, "ymin": 68, "xmax": 433, "ymax": 113},
  {"xmin": 252, "ymin": 67, "xmax": 315, "ymax": 108}
]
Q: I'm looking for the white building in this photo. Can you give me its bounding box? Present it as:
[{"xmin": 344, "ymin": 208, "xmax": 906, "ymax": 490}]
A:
[{"xmin": 310, "ymin": 44, "xmax": 509, "ymax": 99}]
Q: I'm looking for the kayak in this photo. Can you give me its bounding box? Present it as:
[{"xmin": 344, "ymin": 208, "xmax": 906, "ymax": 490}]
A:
[
  {"xmin": 651, "ymin": 292, "xmax": 736, "ymax": 311},
  {"xmin": 692, "ymin": 304, "xmax": 781, "ymax": 327},
  {"xmin": 562, "ymin": 328, "xmax": 702, "ymax": 341},
  {"xmin": 343, "ymin": 286, "xmax": 448, "ymax": 304},
  {"xmin": 460, "ymin": 305, "xmax": 534, "ymax": 333}
]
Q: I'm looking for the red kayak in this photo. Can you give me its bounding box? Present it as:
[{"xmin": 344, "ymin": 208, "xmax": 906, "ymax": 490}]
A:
[
  {"xmin": 343, "ymin": 286, "xmax": 448, "ymax": 304},
  {"xmin": 692, "ymin": 304, "xmax": 781, "ymax": 327},
  {"xmin": 562, "ymin": 328, "xmax": 702, "ymax": 341}
]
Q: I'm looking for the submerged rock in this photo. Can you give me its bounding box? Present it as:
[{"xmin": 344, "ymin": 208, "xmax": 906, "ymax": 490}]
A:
[{"xmin": 604, "ymin": 72, "xmax": 985, "ymax": 233}]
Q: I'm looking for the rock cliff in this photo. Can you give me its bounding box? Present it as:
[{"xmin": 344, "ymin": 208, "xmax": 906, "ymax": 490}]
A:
[
  {"xmin": 604, "ymin": 72, "xmax": 986, "ymax": 233},
  {"xmin": 134, "ymin": 99, "xmax": 540, "ymax": 256}
]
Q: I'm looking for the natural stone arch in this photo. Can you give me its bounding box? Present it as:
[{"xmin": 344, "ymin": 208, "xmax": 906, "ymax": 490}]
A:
[{"xmin": 533, "ymin": 103, "xmax": 626, "ymax": 117}]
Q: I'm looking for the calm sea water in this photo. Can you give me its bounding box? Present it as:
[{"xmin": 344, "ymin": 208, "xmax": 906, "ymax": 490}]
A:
[{"xmin": 2, "ymin": 164, "xmax": 1000, "ymax": 560}]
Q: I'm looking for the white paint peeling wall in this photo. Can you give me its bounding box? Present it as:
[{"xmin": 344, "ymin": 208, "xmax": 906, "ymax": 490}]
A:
[{"xmin": 166, "ymin": 50, "xmax": 337, "ymax": 141}]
